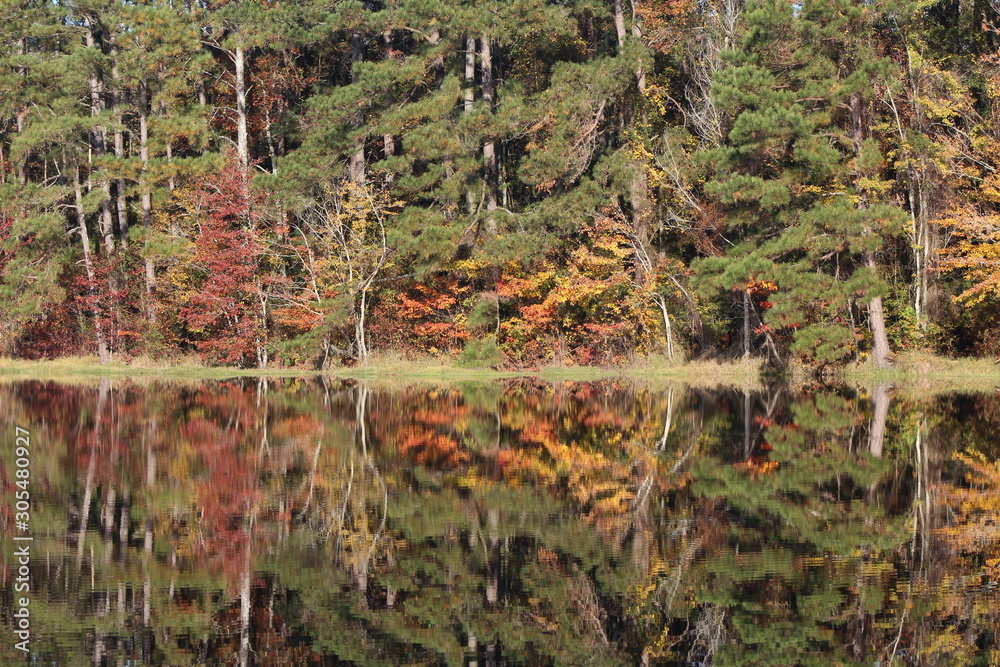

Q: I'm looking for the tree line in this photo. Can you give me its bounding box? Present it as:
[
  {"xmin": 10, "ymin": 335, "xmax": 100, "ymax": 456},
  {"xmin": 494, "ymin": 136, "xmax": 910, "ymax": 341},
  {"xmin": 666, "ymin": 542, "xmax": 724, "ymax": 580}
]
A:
[{"xmin": 1, "ymin": 0, "xmax": 998, "ymax": 368}]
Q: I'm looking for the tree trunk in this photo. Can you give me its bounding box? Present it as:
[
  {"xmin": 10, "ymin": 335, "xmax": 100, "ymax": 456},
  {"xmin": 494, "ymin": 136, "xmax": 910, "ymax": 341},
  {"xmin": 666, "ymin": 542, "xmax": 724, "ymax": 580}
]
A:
[
  {"xmin": 355, "ymin": 290, "xmax": 369, "ymax": 360},
  {"xmin": 868, "ymin": 291, "xmax": 893, "ymax": 369},
  {"xmin": 257, "ymin": 290, "xmax": 269, "ymax": 369},
  {"xmin": 868, "ymin": 382, "xmax": 891, "ymax": 457},
  {"xmin": 239, "ymin": 564, "xmax": 251, "ymax": 667},
  {"xmin": 234, "ymin": 45, "xmax": 249, "ymax": 173},
  {"xmin": 119, "ymin": 493, "xmax": 129, "ymax": 545},
  {"xmin": 743, "ymin": 389, "xmax": 752, "ymax": 459},
  {"xmin": 850, "ymin": 93, "xmax": 894, "ymax": 369},
  {"xmin": 110, "ymin": 35, "xmax": 129, "ymax": 244},
  {"xmin": 77, "ymin": 451, "xmax": 96, "ymax": 565},
  {"xmin": 630, "ymin": 20, "xmax": 650, "ymax": 282},
  {"xmin": 78, "ymin": 379, "xmax": 109, "ymax": 567},
  {"xmin": 743, "ymin": 289, "xmax": 751, "ymax": 359},
  {"xmin": 613, "ymin": 0, "xmax": 627, "ymax": 46},
  {"xmin": 481, "ymin": 36, "xmax": 497, "ymax": 234},
  {"xmin": 654, "ymin": 294, "xmax": 674, "ymax": 360},
  {"xmin": 430, "ymin": 28, "xmax": 444, "ymax": 89},
  {"xmin": 84, "ymin": 16, "xmax": 115, "ymax": 254},
  {"xmin": 164, "ymin": 128, "xmax": 176, "ymax": 194},
  {"xmin": 867, "ymin": 252, "xmax": 893, "ymax": 369},
  {"xmin": 103, "ymin": 487, "xmax": 116, "ymax": 538},
  {"xmin": 915, "ymin": 168, "xmax": 931, "ymax": 330},
  {"xmin": 905, "ymin": 50, "xmax": 930, "ymax": 331},
  {"xmin": 14, "ymin": 39, "xmax": 26, "ymax": 185},
  {"xmin": 465, "ymin": 35, "xmax": 476, "ymax": 217},
  {"xmin": 349, "ymin": 32, "xmax": 365, "ymax": 183},
  {"xmin": 264, "ymin": 105, "xmax": 278, "ymax": 175},
  {"xmin": 464, "ymin": 35, "xmax": 476, "ymax": 113},
  {"xmin": 138, "ymin": 81, "xmax": 156, "ymax": 324},
  {"xmin": 15, "ymin": 108, "xmax": 26, "ymax": 186},
  {"xmin": 74, "ymin": 163, "xmax": 111, "ymax": 364},
  {"xmin": 383, "ymin": 30, "xmax": 396, "ymax": 165}
]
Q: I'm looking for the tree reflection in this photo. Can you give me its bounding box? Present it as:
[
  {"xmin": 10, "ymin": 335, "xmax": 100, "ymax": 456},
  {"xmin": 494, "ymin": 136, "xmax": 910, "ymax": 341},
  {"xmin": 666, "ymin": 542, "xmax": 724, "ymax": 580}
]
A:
[{"xmin": 3, "ymin": 379, "xmax": 1000, "ymax": 664}]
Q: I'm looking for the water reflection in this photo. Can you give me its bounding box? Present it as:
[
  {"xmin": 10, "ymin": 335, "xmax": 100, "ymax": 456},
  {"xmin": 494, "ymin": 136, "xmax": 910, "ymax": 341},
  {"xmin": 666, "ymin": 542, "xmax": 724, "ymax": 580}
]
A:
[{"xmin": 0, "ymin": 378, "xmax": 997, "ymax": 664}]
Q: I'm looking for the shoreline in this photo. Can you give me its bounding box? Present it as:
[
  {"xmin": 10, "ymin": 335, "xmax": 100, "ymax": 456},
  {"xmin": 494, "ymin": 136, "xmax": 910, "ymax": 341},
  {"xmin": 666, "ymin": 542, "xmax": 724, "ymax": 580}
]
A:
[
  {"xmin": 0, "ymin": 354, "xmax": 762, "ymax": 387},
  {"xmin": 2, "ymin": 352, "xmax": 999, "ymax": 391}
]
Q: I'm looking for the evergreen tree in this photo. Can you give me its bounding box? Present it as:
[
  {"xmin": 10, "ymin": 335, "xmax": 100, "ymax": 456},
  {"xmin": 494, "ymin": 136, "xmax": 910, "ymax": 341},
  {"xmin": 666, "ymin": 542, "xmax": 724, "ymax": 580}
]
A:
[{"xmin": 691, "ymin": 0, "xmax": 908, "ymax": 365}]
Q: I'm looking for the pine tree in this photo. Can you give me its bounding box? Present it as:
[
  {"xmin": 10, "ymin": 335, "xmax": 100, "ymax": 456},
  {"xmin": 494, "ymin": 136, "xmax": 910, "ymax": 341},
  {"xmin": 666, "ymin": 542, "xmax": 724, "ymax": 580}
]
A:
[{"xmin": 691, "ymin": 0, "xmax": 908, "ymax": 366}]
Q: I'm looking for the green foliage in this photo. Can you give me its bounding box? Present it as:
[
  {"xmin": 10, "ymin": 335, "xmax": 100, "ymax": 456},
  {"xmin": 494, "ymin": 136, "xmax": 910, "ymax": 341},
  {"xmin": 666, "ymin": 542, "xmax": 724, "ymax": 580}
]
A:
[{"xmin": 457, "ymin": 337, "xmax": 505, "ymax": 368}]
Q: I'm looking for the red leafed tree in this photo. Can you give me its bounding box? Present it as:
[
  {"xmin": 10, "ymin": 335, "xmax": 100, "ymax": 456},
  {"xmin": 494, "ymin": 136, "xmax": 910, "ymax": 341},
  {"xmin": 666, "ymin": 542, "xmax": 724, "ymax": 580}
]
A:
[{"xmin": 181, "ymin": 157, "xmax": 270, "ymax": 367}]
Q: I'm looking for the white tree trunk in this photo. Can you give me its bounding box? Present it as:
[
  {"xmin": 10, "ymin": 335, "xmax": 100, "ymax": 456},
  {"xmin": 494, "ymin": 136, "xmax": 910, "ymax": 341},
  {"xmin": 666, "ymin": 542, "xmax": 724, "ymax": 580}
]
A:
[
  {"xmin": 481, "ymin": 36, "xmax": 497, "ymax": 234},
  {"xmin": 138, "ymin": 81, "xmax": 157, "ymax": 323},
  {"xmin": 235, "ymin": 45, "xmax": 249, "ymax": 172}
]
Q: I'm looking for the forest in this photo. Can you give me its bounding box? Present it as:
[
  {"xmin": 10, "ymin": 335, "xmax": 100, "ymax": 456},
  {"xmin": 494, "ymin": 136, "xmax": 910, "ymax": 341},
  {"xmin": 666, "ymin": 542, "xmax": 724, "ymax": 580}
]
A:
[{"xmin": 1, "ymin": 0, "xmax": 999, "ymax": 369}]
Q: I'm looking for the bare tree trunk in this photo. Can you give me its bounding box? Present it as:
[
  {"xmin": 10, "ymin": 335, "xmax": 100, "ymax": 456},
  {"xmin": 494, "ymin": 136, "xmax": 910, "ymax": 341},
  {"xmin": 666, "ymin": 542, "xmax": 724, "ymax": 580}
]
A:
[
  {"xmin": 613, "ymin": 0, "xmax": 627, "ymax": 46},
  {"xmin": 84, "ymin": 16, "xmax": 116, "ymax": 254},
  {"xmin": 234, "ymin": 45, "xmax": 249, "ymax": 173},
  {"xmin": 349, "ymin": 32, "xmax": 365, "ymax": 183},
  {"xmin": 486, "ymin": 508, "xmax": 500, "ymax": 604},
  {"xmin": 469, "ymin": 635, "xmax": 479, "ymax": 667},
  {"xmin": 119, "ymin": 493, "xmax": 129, "ymax": 545},
  {"xmin": 869, "ymin": 382, "xmax": 891, "ymax": 458},
  {"xmin": 239, "ymin": 564, "xmax": 251, "ymax": 667},
  {"xmin": 846, "ymin": 93, "xmax": 894, "ymax": 369},
  {"xmin": 355, "ymin": 290, "xmax": 369, "ymax": 360},
  {"xmin": 74, "ymin": 163, "xmax": 111, "ymax": 364},
  {"xmin": 146, "ymin": 416, "xmax": 157, "ymax": 488},
  {"xmin": 14, "ymin": 112, "xmax": 25, "ymax": 184},
  {"xmin": 905, "ymin": 51, "xmax": 930, "ymax": 331},
  {"xmin": 383, "ymin": 30, "xmax": 396, "ymax": 165},
  {"xmin": 465, "ymin": 35, "xmax": 476, "ymax": 217},
  {"xmin": 481, "ymin": 36, "xmax": 497, "ymax": 235},
  {"xmin": 14, "ymin": 39, "xmax": 26, "ymax": 185},
  {"xmin": 103, "ymin": 487, "xmax": 116, "ymax": 537},
  {"xmin": 257, "ymin": 290, "xmax": 269, "ymax": 369},
  {"xmin": 77, "ymin": 454, "xmax": 96, "ymax": 566},
  {"xmin": 164, "ymin": 131, "xmax": 176, "ymax": 194},
  {"xmin": 78, "ymin": 379, "xmax": 109, "ymax": 568},
  {"xmin": 138, "ymin": 81, "xmax": 157, "ymax": 323},
  {"xmin": 464, "ymin": 35, "xmax": 476, "ymax": 113},
  {"xmin": 629, "ymin": 18, "xmax": 650, "ymax": 281},
  {"xmin": 743, "ymin": 289, "xmax": 751, "ymax": 359},
  {"xmin": 430, "ymin": 28, "xmax": 444, "ymax": 89},
  {"xmin": 867, "ymin": 254, "xmax": 893, "ymax": 369},
  {"xmin": 110, "ymin": 35, "xmax": 129, "ymax": 244},
  {"xmin": 654, "ymin": 294, "xmax": 674, "ymax": 360},
  {"xmin": 742, "ymin": 389, "xmax": 752, "ymax": 459},
  {"xmin": 264, "ymin": 105, "xmax": 278, "ymax": 175}
]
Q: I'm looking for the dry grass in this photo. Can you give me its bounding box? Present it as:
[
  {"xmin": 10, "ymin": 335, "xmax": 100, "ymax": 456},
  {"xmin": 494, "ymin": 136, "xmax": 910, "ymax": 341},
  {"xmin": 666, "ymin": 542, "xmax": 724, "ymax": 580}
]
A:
[
  {"xmin": 843, "ymin": 351, "xmax": 1000, "ymax": 394},
  {"xmin": 621, "ymin": 354, "xmax": 765, "ymax": 391},
  {"xmin": 0, "ymin": 355, "xmax": 316, "ymax": 382},
  {"xmin": 7, "ymin": 350, "xmax": 1000, "ymax": 396},
  {"xmin": 0, "ymin": 351, "xmax": 768, "ymax": 389}
]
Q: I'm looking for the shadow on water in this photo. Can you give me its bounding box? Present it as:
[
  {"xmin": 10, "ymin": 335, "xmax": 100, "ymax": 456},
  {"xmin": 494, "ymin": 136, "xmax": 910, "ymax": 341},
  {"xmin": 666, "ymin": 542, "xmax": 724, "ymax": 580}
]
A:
[{"xmin": 2, "ymin": 376, "xmax": 1000, "ymax": 664}]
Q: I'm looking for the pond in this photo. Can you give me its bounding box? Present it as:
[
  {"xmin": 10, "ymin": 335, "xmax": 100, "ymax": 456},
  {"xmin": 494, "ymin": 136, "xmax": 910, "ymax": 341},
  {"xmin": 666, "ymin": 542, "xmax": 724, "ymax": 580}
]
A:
[{"xmin": 1, "ymin": 377, "xmax": 998, "ymax": 665}]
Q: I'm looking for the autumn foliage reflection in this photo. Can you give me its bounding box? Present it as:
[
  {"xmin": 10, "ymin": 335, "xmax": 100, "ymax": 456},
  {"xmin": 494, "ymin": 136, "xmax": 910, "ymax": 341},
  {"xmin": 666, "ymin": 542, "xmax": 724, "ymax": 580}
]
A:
[{"xmin": 5, "ymin": 380, "xmax": 1000, "ymax": 664}]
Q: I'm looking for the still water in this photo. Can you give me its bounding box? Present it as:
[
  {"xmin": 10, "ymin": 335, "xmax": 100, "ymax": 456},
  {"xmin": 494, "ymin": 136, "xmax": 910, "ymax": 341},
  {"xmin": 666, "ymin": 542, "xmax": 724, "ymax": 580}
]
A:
[{"xmin": 0, "ymin": 377, "xmax": 997, "ymax": 665}]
